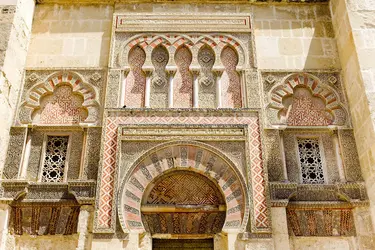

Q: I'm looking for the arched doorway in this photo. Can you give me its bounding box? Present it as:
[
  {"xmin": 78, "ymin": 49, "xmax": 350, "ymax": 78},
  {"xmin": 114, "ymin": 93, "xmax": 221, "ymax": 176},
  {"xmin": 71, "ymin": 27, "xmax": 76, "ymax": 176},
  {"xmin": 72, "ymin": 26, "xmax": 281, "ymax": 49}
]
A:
[
  {"xmin": 118, "ymin": 142, "xmax": 249, "ymax": 249},
  {"xmin": 142, "ymin": 170, "xmax": 225, "ymax": 249}
]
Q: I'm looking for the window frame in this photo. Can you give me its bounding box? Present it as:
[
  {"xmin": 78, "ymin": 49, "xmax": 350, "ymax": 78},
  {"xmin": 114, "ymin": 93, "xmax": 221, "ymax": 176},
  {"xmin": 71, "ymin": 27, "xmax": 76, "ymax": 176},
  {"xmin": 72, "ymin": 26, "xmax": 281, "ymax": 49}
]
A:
[
  {"xmin": 38, "ymin": 132, "xmax": 72, "ymax": 183},
  {"xmin": 295, "ymin": 134, "xmax": 328, "ymax": 185}
]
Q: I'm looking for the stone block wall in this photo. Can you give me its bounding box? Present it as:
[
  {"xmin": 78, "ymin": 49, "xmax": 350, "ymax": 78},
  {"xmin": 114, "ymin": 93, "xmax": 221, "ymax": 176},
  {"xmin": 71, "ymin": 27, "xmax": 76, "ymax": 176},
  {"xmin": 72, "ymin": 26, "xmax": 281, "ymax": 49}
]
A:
[
  {"xmin": 26, "ymin": 5, "xmax": 113, "ymax": 68},
  {"xmin": 1, "ymin": 1, "xmax": 375, "ymax": 250}
]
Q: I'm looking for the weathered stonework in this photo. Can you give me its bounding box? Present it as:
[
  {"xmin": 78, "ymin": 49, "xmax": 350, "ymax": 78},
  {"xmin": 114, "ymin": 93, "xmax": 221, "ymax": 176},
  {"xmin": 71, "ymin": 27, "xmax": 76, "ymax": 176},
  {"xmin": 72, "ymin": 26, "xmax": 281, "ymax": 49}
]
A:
[{"xmin": 0, "ymin": 1, "xmax": 374, "ymax": 250}]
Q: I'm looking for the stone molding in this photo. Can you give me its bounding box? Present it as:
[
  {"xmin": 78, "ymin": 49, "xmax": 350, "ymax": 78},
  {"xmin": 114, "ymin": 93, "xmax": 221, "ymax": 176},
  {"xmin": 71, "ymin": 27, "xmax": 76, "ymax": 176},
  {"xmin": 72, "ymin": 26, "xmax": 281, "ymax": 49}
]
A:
[
  {"xmin": 115, "ymin": 14, "xmax": 251, "ymax": 32},
  {"xmin": 35, "ymin": 0, "xmax": 328, "ymax": 4}
]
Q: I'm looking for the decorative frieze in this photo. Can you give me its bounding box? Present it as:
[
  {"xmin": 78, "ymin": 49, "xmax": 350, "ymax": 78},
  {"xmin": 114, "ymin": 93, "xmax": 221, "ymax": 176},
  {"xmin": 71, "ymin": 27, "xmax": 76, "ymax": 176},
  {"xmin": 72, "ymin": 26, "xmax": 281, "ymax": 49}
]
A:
[{"xmin": 115, "ymin": 14, "xmax": 251, "ymax": 33}]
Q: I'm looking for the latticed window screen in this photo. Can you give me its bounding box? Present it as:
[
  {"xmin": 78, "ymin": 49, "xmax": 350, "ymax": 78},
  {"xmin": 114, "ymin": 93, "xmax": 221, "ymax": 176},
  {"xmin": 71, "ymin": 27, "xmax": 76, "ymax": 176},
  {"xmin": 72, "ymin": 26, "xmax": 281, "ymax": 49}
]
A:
[
  {"xmin": 297, "ymin": 138, "xmax": 325, "ymax": 184},
  {"xmin": 41, "ymin": 136, "xmax": 69, "ymax": 182}
]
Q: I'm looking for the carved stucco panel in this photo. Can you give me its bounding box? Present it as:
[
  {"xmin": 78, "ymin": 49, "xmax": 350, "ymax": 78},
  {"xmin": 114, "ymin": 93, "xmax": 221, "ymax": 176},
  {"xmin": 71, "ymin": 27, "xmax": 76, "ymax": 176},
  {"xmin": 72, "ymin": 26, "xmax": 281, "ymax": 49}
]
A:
[{"xmin": 3, "ymin": 127, "xmax": 27, "ymax": 179}]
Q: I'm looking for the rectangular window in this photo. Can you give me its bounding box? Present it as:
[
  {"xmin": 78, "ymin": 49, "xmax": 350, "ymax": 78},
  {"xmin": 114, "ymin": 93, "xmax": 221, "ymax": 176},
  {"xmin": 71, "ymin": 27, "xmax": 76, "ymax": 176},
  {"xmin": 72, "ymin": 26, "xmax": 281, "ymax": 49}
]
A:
[
  {"xmin": 41, "ymin": 136, "xmax": 69, "ymax": 182},
  {"xmin": 297, "ymin": 138, "xmax": 325, "ymax": 184}
]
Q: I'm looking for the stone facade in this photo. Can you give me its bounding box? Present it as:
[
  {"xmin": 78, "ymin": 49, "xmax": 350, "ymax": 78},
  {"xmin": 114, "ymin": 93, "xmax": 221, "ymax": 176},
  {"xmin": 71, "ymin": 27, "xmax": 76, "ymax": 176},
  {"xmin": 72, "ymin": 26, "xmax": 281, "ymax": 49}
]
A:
[{"xmin": 0, "ymin": 0, "xmax": 374, "ymax": 250}]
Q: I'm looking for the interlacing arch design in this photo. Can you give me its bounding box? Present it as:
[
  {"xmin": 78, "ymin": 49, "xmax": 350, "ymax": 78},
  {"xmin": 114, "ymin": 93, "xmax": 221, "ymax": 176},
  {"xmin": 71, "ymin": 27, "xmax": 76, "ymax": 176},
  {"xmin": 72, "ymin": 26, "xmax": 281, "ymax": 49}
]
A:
[
  {"xmin": 19, "ymin": 72, "xmax": 100, "ymax": 125},
  {"xmin": 268, "ymin": 73, "xmax": 347, "ymax": 126},
  {"xmin": 118, "ymin": 141, "xmax": 249, "ymax": 233},
  {"xmin": 118, "ymin": 33, "xmax": 247, "ymax": 69}
]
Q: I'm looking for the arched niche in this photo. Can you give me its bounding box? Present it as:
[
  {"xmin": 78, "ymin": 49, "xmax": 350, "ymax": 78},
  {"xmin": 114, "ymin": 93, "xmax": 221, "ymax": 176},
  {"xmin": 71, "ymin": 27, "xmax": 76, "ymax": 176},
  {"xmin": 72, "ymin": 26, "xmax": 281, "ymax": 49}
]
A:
[
  {"xmin": 173, "ymin": 45, "xmax": 193, "ymax": 108},
  {"xmin": 19, "ymin": 72, "xmax": 100, "ymax": 125},
  {"xmin": 118, "ymin": 141, "xmax": 249, "ymax": 234},
  {"xmin": 118, "ymin": 33, "xmax": 247, "ymax": 69},
  {"xmin": 141, "ymin": 170, "xmax": 226, "ymax": 234},
  {"xmin": 31, "ymin": 84, "xmax": 88, "ymax": 125},
  {"xmin": 268, "ymin": 73, "xmax": 347, "ymax": 127},
  {"xmin": 125, "ymin": 46, "xmax": 146, "ymax": 108},
  {"xmin": 220, "ymin": 45, "xmax": 241, "ymax": 108}
]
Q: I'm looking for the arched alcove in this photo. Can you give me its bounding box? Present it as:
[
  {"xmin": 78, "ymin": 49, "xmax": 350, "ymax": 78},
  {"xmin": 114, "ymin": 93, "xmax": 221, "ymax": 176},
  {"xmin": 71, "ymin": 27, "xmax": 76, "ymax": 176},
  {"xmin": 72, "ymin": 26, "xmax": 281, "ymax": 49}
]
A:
[
  {"xmin": 141, "ymin": 170, "xmax": 226, "ymax": 234},
  {"xmin": 221, "ymin": 46, "xmax": 241, "ymax": 108},
  {"xmin": 126, "ymin": 46, "xmax": 146, "ymax": 108},
  {"xmin": 173, "ymin": 45, "xmax": 193, "ymax": 108},
  {"xmin": 32, "ymin": 84, "xmax": 88, "ymax": 124},
  {"xmin": 118, "ymin": 142, "xmax": 249, "ymax": 234}
]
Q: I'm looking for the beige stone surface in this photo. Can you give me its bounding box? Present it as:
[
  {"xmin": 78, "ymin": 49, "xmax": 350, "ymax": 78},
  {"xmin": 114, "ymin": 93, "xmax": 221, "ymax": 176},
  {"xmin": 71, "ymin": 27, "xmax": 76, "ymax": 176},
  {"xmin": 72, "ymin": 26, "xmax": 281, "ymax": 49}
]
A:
[
  {"xmin": 14, "ymin": 235, "xmax": 78, "ymax": 250},
  {"xmin": 26, "ymin": 5, "xmax": 113, "ymax": 68},
  {"xmin": 289, "ymin": 237, "xmax": 356, "ymax": 250}
]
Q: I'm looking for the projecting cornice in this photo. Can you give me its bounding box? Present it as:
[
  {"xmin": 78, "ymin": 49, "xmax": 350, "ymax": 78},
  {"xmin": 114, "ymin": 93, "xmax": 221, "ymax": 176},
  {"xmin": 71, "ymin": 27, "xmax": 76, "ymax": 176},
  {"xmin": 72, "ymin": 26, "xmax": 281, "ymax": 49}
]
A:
[{"xmin": 36, "ymin": 0, "xmax": 328, "ymax": 4}]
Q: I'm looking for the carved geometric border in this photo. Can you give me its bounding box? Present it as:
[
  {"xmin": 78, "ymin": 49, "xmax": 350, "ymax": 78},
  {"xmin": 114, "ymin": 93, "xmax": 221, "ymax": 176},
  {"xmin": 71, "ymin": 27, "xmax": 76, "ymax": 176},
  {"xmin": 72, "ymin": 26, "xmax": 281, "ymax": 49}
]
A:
[{"xmin": 94, "ymin": 110, "xmax": 270, "ymax": 234}]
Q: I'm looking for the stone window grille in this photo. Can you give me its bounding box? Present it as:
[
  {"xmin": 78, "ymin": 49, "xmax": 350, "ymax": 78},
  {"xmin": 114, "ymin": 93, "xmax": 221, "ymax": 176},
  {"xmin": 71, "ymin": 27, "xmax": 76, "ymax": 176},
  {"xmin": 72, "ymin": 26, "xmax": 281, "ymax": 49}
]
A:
[
  {"xmin": 40, "ymin": 135, "xmax": 70, "ymax": 182},
  {"xmin": 297, "ymin": 138, "xmax": 325, "ymax": 184}
]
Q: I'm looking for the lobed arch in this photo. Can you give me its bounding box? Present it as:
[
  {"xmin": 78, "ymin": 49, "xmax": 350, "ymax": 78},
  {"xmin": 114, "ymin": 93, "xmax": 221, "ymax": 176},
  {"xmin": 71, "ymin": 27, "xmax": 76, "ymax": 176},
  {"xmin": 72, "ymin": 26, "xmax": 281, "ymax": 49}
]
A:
[
  {"xmin": 19, "ymin": 71, "xmax": 100, "ymax": 125},
  {"xmin": 117, "ymin": 140, "xmax": 249, "ymax": 234},
  {"xmin": 267, "ymin": 73, "xmax": 348, "ymax": 126},
  {"xmin": 118, "ymin": 33, "xmax": 247, "ymax": 69}
]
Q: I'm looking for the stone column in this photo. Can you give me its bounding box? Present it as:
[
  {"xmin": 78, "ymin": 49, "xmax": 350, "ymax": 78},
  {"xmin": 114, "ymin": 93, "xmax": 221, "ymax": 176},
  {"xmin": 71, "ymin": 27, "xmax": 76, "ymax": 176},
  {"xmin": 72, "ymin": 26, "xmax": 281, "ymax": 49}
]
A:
[
  {"xmin": 76, "ymin": 205, "xmax": 94, "ymax": 250},
  {"xmin": 271, "ymin": 207, "xmax": 290, "ymax": 250}
]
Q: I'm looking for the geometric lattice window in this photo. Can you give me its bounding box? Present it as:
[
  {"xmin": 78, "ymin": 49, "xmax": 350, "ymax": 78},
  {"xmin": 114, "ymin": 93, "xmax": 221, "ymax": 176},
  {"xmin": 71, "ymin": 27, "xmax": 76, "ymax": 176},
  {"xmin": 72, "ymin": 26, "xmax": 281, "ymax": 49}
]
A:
[
  {"xmin": 297, "ymin": 138, "xmax": 325, "ymax": 184},
  {"xmin": 41, "ymin": 136, "xmax": 69, "ymax": 182}
]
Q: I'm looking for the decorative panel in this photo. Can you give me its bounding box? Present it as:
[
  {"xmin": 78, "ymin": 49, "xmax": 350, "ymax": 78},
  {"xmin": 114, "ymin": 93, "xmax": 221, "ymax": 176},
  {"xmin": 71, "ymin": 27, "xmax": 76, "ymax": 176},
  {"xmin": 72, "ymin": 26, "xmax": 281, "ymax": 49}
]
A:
[
  {"xmin": 3, "ymin": 127, "xmax": 27, "ymax": 179},
  {"xmin": 33, "ymin": 85, "xmax": 88, "ymax": 125},
  {"xmin": 287, "ymin": 208, "xmax": 356, "ymax": 237},
  {"xmin": 150, "ymin": 45, "xmax": 169, "ymax": 108},
  {"xmin": 198, "ymin": 46, "xmax": 216, "ymax": 108},
  {"xmin": 83, "ymin": 127, "xmax": 102, "ymax": 180}
]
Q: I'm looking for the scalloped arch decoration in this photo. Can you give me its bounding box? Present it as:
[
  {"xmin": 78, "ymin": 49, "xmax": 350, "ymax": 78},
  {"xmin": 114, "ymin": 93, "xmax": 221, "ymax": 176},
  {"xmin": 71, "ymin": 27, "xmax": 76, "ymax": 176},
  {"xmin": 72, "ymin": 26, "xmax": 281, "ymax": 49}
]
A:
[
  {"xmin": 118, "ymin": 141, "xmax": 249, "ymax": 233},
  {"xmin": 268, "ymin": 73, "xmax": 347, "ymax": 126},
  {"xmin": 119, "ymin": 33, "xmax": 247, "ymax": 68},
  {"xmin": 19, "ymin": 72, "xmax": 100, "ymax": 125}
]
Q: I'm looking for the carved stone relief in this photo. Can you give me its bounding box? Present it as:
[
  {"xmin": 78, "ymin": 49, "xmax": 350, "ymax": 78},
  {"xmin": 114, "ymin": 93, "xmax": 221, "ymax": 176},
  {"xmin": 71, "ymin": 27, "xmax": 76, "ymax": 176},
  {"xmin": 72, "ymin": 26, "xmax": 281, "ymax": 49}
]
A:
[
  {"xmin": 338, "ymin": 130, "xmax": 363, "ymax": 182},
  {"xmin": 19, "ymin": 70, "xmax": 105, "ymax": 126},
  {"xmin": 198, "ymin": 45, "xmax": 216, "ymax": 108},
  {"xmin": 10, "ymin": 204, "xmax": 80, "ymax": 236},
  {"xmin": 82, "ymin": 127, "xmax": 102, "ymax": 180},
  {"xmin": 150, "ymin": 45, "xmax": 169, "ymax": 108},
  {"xmin": 262, "ymin": 72, "xmax": 349, "ymax": 128},
  {"xmin": 263, "ymin": 130, "xmax": 284, "ymax": 182},
  {"xmin": 3, "ymin": 127, "xmax": 27, "ymax": 179},
  {"xmin": 287, "ymin": 208, "xmax": 355, "ymax": 237},
  {"xmin": 32, "ymin": 85, "xmax": 88, "ymax": 125}
]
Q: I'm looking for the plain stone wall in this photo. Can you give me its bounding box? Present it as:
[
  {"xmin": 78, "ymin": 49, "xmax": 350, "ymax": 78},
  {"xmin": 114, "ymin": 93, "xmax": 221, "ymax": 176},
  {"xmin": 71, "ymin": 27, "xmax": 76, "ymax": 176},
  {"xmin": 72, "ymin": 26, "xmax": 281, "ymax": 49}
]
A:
[
  {"xmin": 26, "ymin": 4, "xmax": 113, "ymax": 68},
  {"xmin": 289, "ymin": 237, "xmax": 356, "ymax": 250},
  {"xmin": 330, "ymin": 0, "xmax": 375, "ymax": 248},
  {"xmin": 14, "ymin": 235, "xmax": 78, "ymax": 250},
  {"xmin": 0, "ymin": 0, "xmax": 35, "ymax": 176}
]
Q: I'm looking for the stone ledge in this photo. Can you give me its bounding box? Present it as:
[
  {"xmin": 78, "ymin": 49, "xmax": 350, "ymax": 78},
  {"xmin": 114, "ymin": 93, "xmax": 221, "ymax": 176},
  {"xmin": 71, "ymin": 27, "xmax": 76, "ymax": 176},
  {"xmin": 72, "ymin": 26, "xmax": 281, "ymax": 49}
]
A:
[
  {"xmin": 0, "ymin": 180, "xmax": 96, "ymax": 205},
  {"xmin": 270, "ymin": 182, "xmax": 368, "ymax": 207}
]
